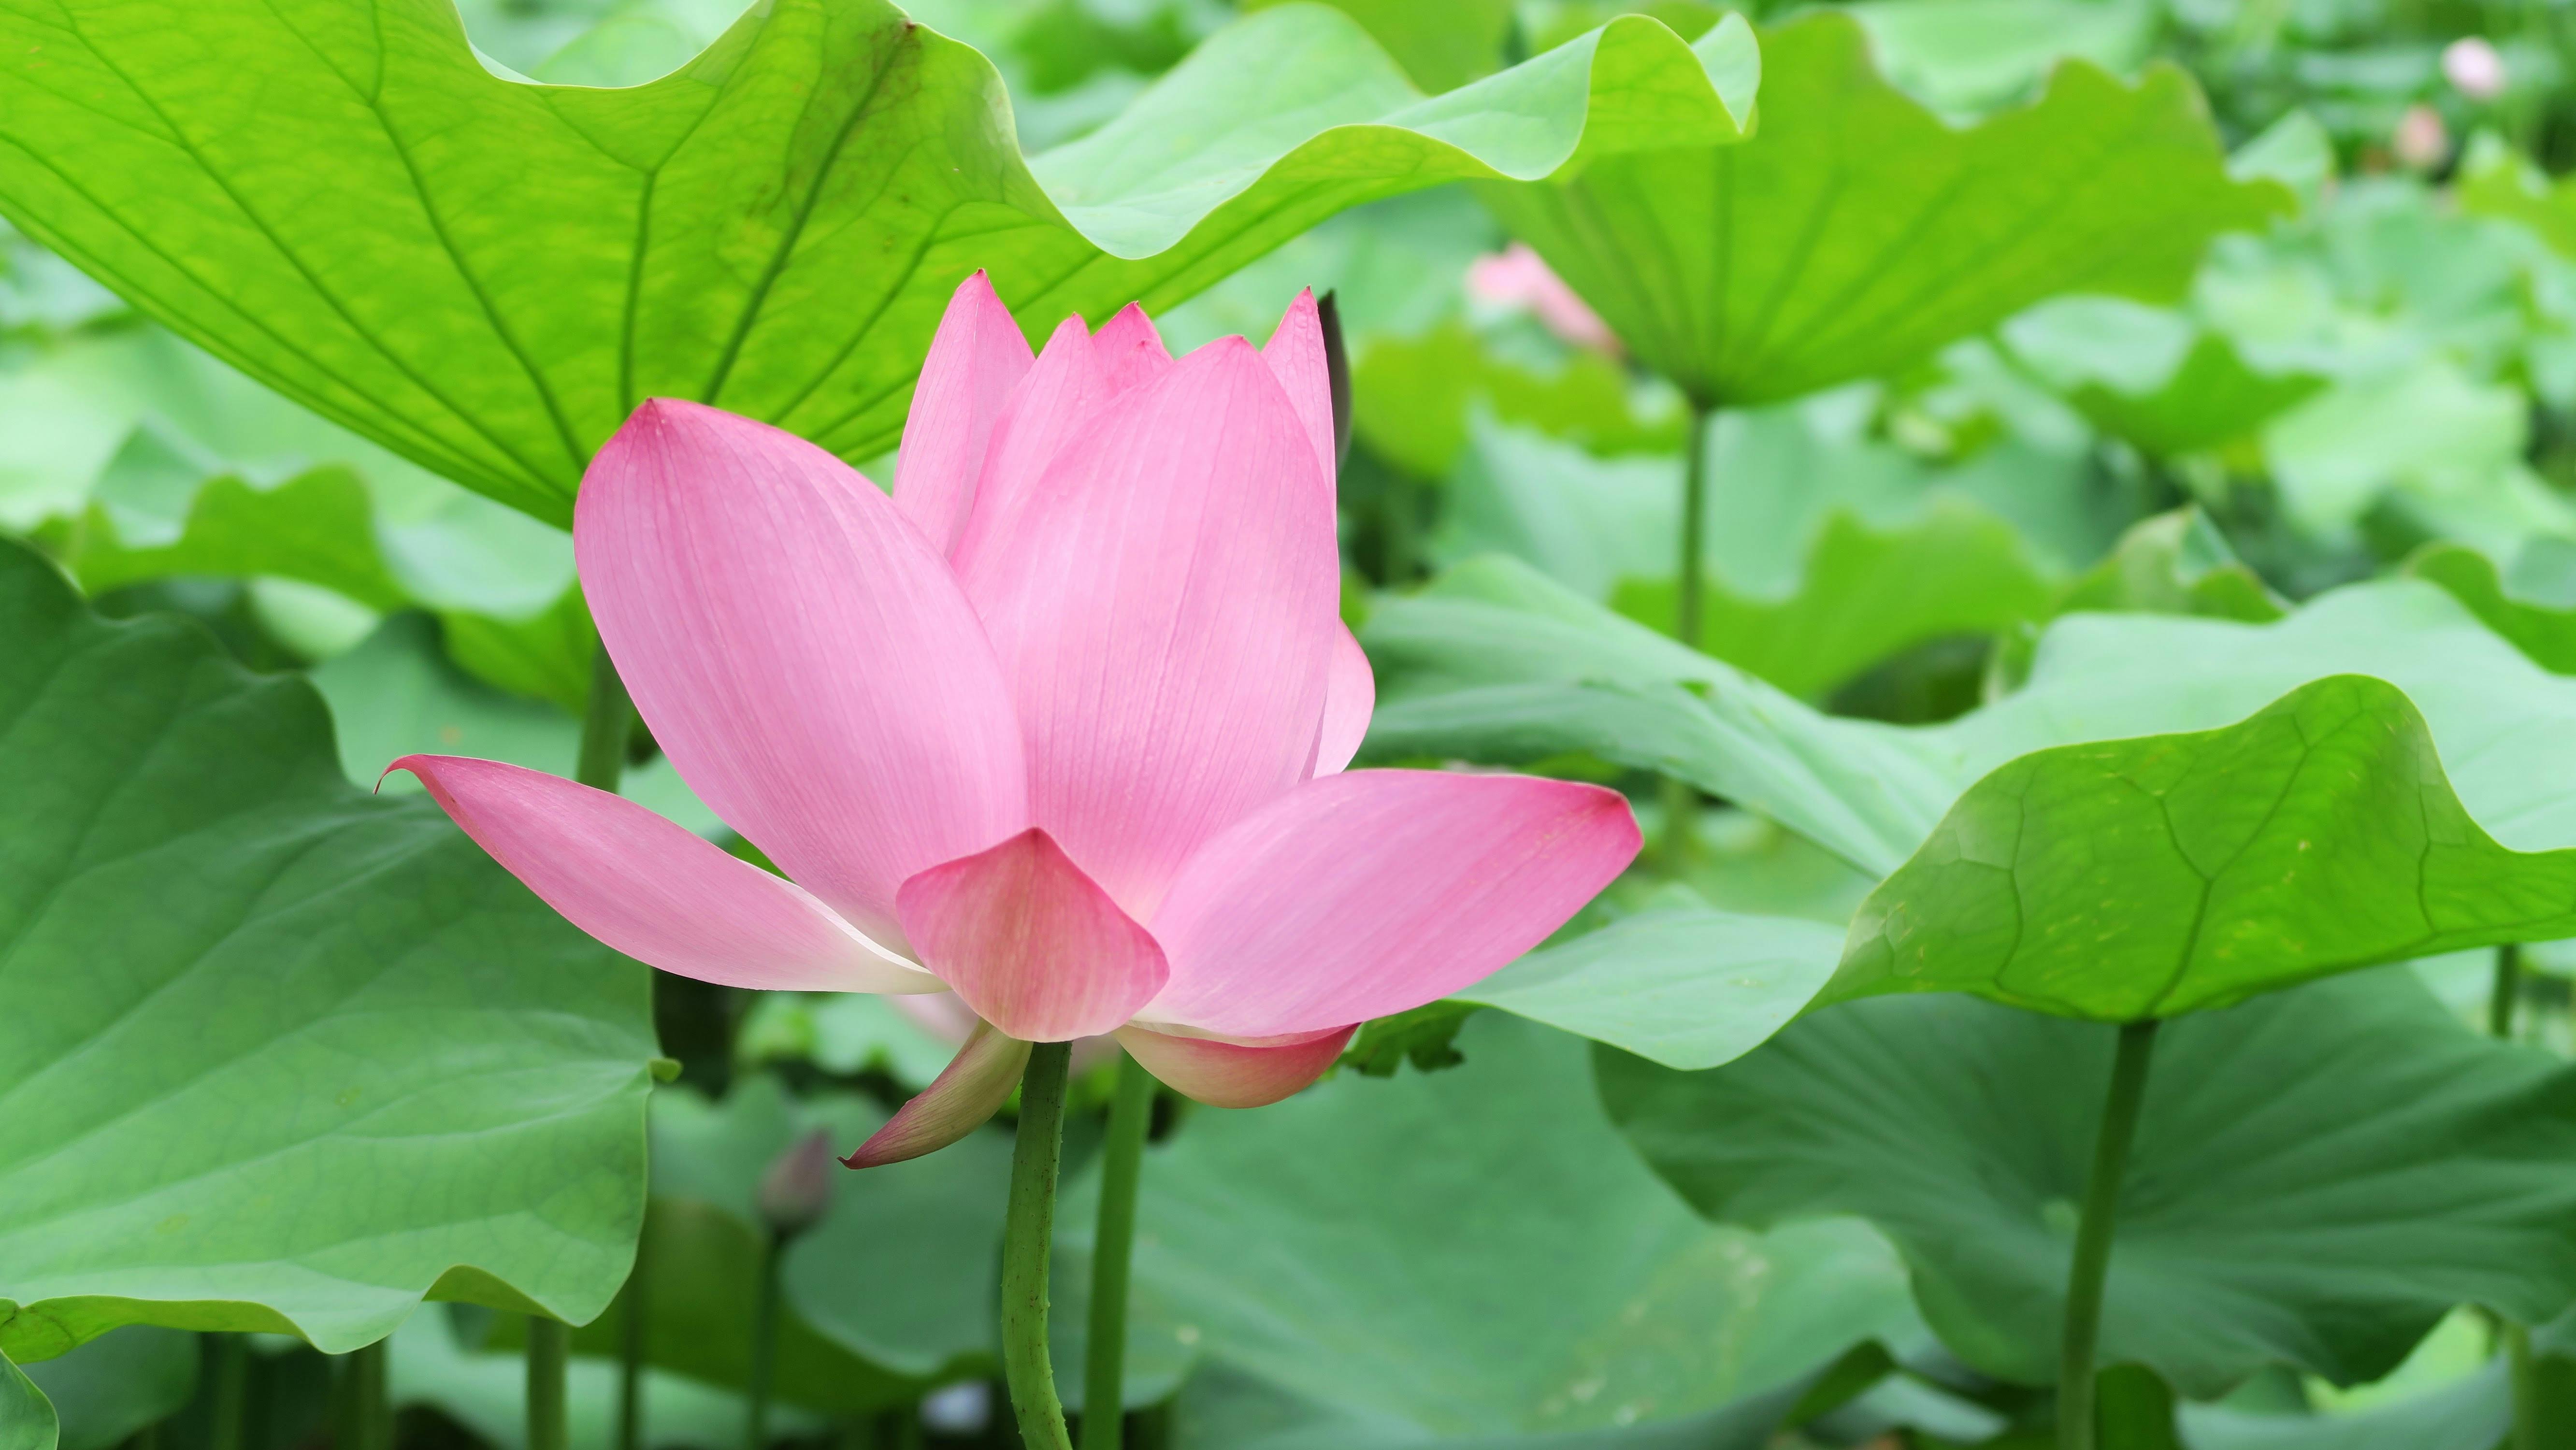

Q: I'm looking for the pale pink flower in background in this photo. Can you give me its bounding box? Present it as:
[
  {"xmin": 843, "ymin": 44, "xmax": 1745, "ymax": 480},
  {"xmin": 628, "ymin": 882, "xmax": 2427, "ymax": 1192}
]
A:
[
  {"xmin": 1467, "ymin": 242, "xmax": 1622, "ymax": 354},
  {"xmin": 393, "ymin": 275, "xmax": 1640, "ymax": 1167},
  {"xmin": 2393, "ymin": 103, "xmax": 2450, "ymax": 168},
  {"xmin": 2443, "ymin": 37, "xmax": 2506, "ymax": 101}
]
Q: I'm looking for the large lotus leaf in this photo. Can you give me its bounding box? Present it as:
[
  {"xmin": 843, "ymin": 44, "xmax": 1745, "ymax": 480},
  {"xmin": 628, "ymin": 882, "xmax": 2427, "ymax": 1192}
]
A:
[
  {"xmin": 1612, "ymin": 497, "xmax": 2058, "ymax": 700},
  {"xmin": 1477, "ymin": 12, "xmax": 2284, "ymax": 406},
  {"xmin": 391, "ymin": 1315, "xmax": 815, "ymax": 1450},
  {"xmin": 1598, "ymin": 968, "xmax": 2576, "ymax": 1396},
  {"xmin": 2404, "ymin": 541, "xmax": 2576, "ymax": 675},
  {"xmin": 1845, "ymin": 0, "xmax": 2159, "ymax": 117},
  {"xmin": 0, "ymin": 0, "xmax": 1753, "ymax": 523},
  {"xmin": 2073, "ymin": 333, "xmax": 2323, "ymax": 459},
  {"xmin": 18, "ymin": 1330, "xmax": 194, "ymax": 1450},
  {"xmin": 1167, "ymin": 1356, "xmax": 1853, "ymax": 1450},
  {"xmin": 1354, "ymin": 325, "xmax": 1684, "ymax": 480},
  {"xmin": 1127, "ymin": 1012, "xmax": 1923, "ymax": 1439},
  {"xmin": 0, "ymin": 539, "xmax": 656, "ymax": 1361},
  {"xmin": 1455, "ymin": 904, "xmax": 1845, "ymax": 1070},
  {"xmin": 1247, "ymin": 0, "xmax": 1516, "ymax": 93},
  {"xmin": 1360, "ymin": 555, "xmax": 1957, "ymax": 877},
  {"xmin": 0, "ymin": 1357, "xmax": 51, "ymax": 1450},
  {"xmin": 0, "ymin": 328, "xmax": 571, "ymax": 611},
  {"xmin": 2049, "ymin": 508, "xmax": 2285, "ymax": 626},
  {"xmin": 1369, "ymin": 562, "xmax": 2576, "ymax": 874},
  {"xmin": 2458, "ymin": 135, "xmax": 2576, "ymax": 262},
  {"xmin": 2178, "ymin": 1370, "xmax": 2504, "ymax": 1450},
  {"xmin": 1828, "ymin": 674, "xmax": 2576, "ymax": 1019},
  {"xmin": 1999, "ymin": 297, "xmax": 2324, "ymax": 460},
  {"xmin": 503, "ymin": 1074, "xmax": 1007, "ymax": 1407},
  {"xmin": 311, "ymin": 613, "xmax": 716, "ymax": 834}
]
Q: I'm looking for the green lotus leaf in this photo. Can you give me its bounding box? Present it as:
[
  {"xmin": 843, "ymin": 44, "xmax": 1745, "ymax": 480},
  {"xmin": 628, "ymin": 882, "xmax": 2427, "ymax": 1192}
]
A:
[
  {"xmin": 0, "ymin": 538, "xmax": 656, "ymax": 1362},
  {"xmin": 389, "ymin": 1314, "xmax": 807, "ymax": 1450},
  {"xmin": 1360, "ymin": 554, "xmax": 1967, "ymax": 877},
  {"xmin": 493, "ymin": 1073, "xmax": 1009, "ymax": 1407},
  {"xmin": 1125, "ymin": 1012, "xmax": 1923, "ymax": 1440},
  {"xmin": 1845, "ymin": 0, "xmax": 2159, "ymax": 117},
  {"xmin": 0, "ymin": 0, "xmax": 1754, "ymax": 523},
  {"xmin": 2072, "ymin": 333, "xmax": 2326, "ymax": 459},
  {"xmin": 1598, "ymin": 968, "xmax": 2576, "ymax": 1395},
  {"xmin": 1612, "ymin": 497, "xmax": 2058, "ymax": 701},
  {"xmin": 2404, "ymin": 541, "xmax": 2576, "ymax": 676},
  {"xmin": 0, "ymin": 1354, "xmax": 52, "ymax": 1450},
  {"xmin": 1456, "ymin": 904, "xmax": 1844, "ymax": 1070},
  {"xmin": 2458, "ymin": 134, "xmax": 2576, "ymax": 262},
  {"xmin": 1353, "ymin": 323, "xmax": 1685, "ymax": 479},
  {"xmin": 17, "ymin": 1330, "xmax": 193, "ymax": 1450},
  {"xmin": 1477, "ymin": 11, "xmax": 2285, "ymax": 406},
  {"xmin": 1247, "ymin": 0, "xmax": 1517, "ymax": 93},
  {"xmin": 1371, "ymin": 560, "xmax": 2576, "ymax": 876},
  {"xmin": 2049, "ymin": 508, "xmax": 2286, "ymax": 627},
  {"xmin": 1828, "ymin": 673, "xmax": 2576, "ymax": 1019}
]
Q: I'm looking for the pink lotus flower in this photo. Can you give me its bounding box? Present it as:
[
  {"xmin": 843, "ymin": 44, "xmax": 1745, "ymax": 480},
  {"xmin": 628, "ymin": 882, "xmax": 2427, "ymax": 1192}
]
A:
[
  {"xmin": 1467, "ymin": 242, "xmax": 1622, "ymax": 355},
  {"xmin": 392, "ymin": 276, "xmax": 1640, "ymax": 1164}
]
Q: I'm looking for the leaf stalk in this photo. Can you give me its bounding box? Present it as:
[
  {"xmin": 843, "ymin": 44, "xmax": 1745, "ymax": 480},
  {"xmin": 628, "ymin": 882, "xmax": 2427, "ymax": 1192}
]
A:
[
  {"xmin": 1083, "ymin": 1052, "xmax": 1157, "ymax": 1450},
  {"xmin": 2057, "ymin": 1018, "xmax": 2159, "ymax": 1450}
]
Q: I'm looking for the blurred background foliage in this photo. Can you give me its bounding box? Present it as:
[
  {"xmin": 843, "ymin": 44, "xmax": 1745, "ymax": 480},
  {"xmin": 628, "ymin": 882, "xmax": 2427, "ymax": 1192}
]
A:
[{"xmin": 14, "ymin": 0, "xmax": 2576, "ymax": 1445}]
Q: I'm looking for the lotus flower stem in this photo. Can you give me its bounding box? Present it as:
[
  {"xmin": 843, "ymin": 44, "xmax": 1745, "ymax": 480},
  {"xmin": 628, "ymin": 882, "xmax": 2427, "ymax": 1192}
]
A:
[
  {"xmin": 577, "ymin": 645, "xmax": 635, "ymax": 793},
  {"xmin": 527, "ymin": 1318, "xmax": 570, "ymax": 1450},
  {"xmin": 208, "ymin": 1335, "xmax": 247, "ymax": 1450},
  {"xmin": 573, "ymin": 645, "xmax": 649, "ymax": 1450},
  {"xmin": 1083, "ymin": 1052, "xmax": 1157, "ymax": 1449},
  {"xmin": 2057, "ymin": 1018, "xmax": 2159, "ymax": 1450},
  {"xmin": 1660, "ymin": 399, "xmax": 1715, "ymax": 874},
  {"xmin": 747, "ymin": 1231, "xmax": 785, "ymax": 1450},
  {"xmin": 350, "ymin": 1340, "xmax": 389, "ymax": 1450},
  {"xmin": 1004, "ymin": 1040, "xmax": 1078, "ymax": 1450},
  {"xmin": 2509, "ymin": 1319, "xmax": 2540, "ymax": 1450},
  {"xmin": 2491, "ymin": 943, "xmax": 2539, "ymax": 1449},
  {"xmin": 615, "ymin": 1258, "xmax": 648, "ymax": 1450},
  {"xmin": 2490, "ymin": 942, "xmax": 2523, "ymax": 1039}
]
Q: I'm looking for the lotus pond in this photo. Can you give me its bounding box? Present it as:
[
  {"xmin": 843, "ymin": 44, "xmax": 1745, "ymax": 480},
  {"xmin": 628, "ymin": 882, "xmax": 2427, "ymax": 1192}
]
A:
[{"xmin": 8, "ymin": 0, "xmax": 2576, "ymax": 1448}]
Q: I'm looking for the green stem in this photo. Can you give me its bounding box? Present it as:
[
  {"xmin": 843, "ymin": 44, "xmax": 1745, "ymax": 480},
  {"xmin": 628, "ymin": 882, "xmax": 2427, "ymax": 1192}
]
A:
[
  {"xmin": 616, "ymin": 1233, "xmax": 648, "ymax": 1450},
  {"xmin": 2509, "ymin": 1320, "xmax": 2540, "ymax": 1450},
  {"xmin": 747, "ymin": 1232, "xmax": 783, "ymax": 1450},
  {"xmin": 576, "ymin": 645, "xmax": 634, "ymax": 792},
  {"xmin": 526, "ymin": 1319, "xmax": 569, "ymax": 1450},
  {"xmin": 2492, "ymin": 943, "xmax": 2524, "ymax": 1040},
  {"xmin": 208, "ymin": 1336, "xmax": 248, "ymax": 1450},
  {"xmin": 351, "ymin": 1341, "xmax": 389, "ymax": 1450},
  {"xmin": 1002, "ymin": 1041, "xmax": 1076, "ymax": 1450},
  {"xmin": 576, "ymin": 645, "xmax": 643, "ymax": 1450},
  {"xmin": 1082, "ymin": 1054, "xmax": 1156, "ymax": 1450},
  {"xmin": 1659, "ymin": 399, "xmax": 1715, "ymax": 875},
  {"xmin": 2495, "ymin": 945, "xmax": 2540, "ymax": 1450},
  {"xmin": 2057, "ymin": 1019, "xmax": 2160, "ymax": 1450}
]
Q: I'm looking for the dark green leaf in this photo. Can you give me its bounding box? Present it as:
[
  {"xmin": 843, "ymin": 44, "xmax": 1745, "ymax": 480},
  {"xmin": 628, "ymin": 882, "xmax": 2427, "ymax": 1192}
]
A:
[
  {"xmin": 1599, "ymin": 968, "xmax": 2576, "ymax": 1394},
  {"xmin": 0, "ymin": 538, "xmax": 655, "ymax": 1360},
  {"xmin": 18, "ymin": 1329, "xmax": 194, "ymax": 1450},
  {"xmin": 1130, "ymin": 1014, "xmax": 1922, "ymax": 1438}
]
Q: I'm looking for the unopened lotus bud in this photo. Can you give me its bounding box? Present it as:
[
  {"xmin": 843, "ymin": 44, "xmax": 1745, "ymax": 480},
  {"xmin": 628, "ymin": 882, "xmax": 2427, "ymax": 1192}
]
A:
[
  {"xmin": 2393, "ymin": 103, "xmax": 2449, "ymax": 169},
  {"xmin": 757, "ymin": 1128, "xmax": 836, "ymax": 1236}
]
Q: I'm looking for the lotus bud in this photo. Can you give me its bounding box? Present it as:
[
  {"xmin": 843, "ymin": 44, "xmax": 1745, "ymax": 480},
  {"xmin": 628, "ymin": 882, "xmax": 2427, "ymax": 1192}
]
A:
[{"xmin": 757, "ymin": 1128, "xmax": 836, "ymax": 1237}]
